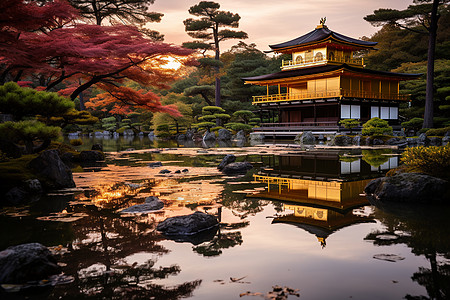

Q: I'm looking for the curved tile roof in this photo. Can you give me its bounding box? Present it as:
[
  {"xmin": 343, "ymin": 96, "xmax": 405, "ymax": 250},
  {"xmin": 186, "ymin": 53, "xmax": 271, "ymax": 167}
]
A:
[
  {"xmin": 269, "ymin": 26, "xmax": 377, "ymax": 51},
  {"xmin": 242, "ymin": 64, "xmax": 421, "ymax": 82}
]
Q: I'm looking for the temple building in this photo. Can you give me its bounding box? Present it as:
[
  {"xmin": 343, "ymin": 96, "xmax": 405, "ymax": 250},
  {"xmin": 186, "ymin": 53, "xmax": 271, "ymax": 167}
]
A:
[{"xmin": 243, "ymin": 20, "xmax": 421, "ymax": 137}]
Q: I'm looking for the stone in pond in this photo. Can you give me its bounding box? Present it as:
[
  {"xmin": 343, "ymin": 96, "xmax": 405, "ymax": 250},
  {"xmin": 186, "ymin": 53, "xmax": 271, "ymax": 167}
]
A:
[
  {"xmin": 157, "ymin": 211, "xmax": 218, "ymax": 236},
  {"xmin": 148, "ymin": 161, "xmax": 163, "ymax": 167},
  {"xmin": 174, "ymin": 170, "xmax": 181, "ymax": 174},
  {"xmin": 0, "ymin": 243, "xmax": 61, "ymax": 284},
  {"xmin": 221, "ymin": 162, "xmax": 253, "ymax": 175},
  {"xmin": 159, "ymin": 169, "xmax": 171, "ymax": 174},
  {"xmin": 182, "ymin": 169, "xmax": 189, "ymax": 173},
  {"xmin": 217, "ymin": 154, "xmax": 236, "ymax": 170},
  {"xmin": 120, "ymin": 196, "xmax": 164, "ymax": 213},
  {"xmin": 365, "ymin": 173, "xmax": 449, "ymax": 204}
]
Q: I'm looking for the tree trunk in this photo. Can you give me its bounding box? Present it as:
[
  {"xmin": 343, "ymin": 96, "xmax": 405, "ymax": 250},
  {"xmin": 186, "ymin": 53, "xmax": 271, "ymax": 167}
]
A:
[
  {"xmin": 423, "ymin": 0, "xmax": 439, "ymax": 129},
  {"xmin": 79, "ymin": 91, "xmax": 86, "ymax": 110}
]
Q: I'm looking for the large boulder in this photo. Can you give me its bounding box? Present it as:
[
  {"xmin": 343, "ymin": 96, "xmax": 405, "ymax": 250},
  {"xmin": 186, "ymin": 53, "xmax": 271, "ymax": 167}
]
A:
[
  {"xmin": 386, "ymin": 137, "xmax": 407, "ymax": 147},
  {"xmin": 157, "ymin": 211, "xmax": 218, "ymax": 236},
  {"xmin": 352, "ymin": 135, "xmax": 361, "ymax": 146},
  {"xmin": 0, "ymin": 243, "xmax": 61, "ymax": 284},
  {"xmin": 120, "ymin": 196, "xmax": 164, "ymax": 213},
  {"xmin": 429, "ymin": 137, "xmax": 442, "ymax": 146},
  {"xmin": 123, "ymin": 129, "xmax": 134, "ymax": 136},
  {"xmin": 203, "ymin": 131, "xmax": 216, "ymax": 142},
  {"xmin": 221, "ymin": 162, "xmax": 253, "ymax": 175},
  {"xmin": 235, "ymin": 130, "xmax": 246, "ymax": 141},
  {"xmin": 28, "ymin": 150, "xmax": 75, "ymax": 189},
  {"xmin": 417, "ymin": 133, "xmax": 429, "ymax": 146},
  {"xmin": 91, "ymin": 144, "xmax": 103, "ymax": 152},
  {"xmin": 217, "ymin": 128, "xmax": 232, "ymax": 141},
  {"xmin": 217, "ymin": 154, "xmax": 236, "ymax": 170},
  {"xmin": 333, "ymin": 135, "xmax": 353, "ymax": 146},
  {"xmin": 185, "ymin": 129, "xmax": 195, "ymax": 141},
  {"xmin": 77, "ymin": 150, "xmax": 105, "ymax": 162},
  {"xmin": 294, "ymin": 131, "xmax": 315, "ymax": 145},
  {"xmin": 364, "ymin": 173, "xmax": 450, "ymax": 204},
  {"xmin": 4, "ymin": 179, "xmax": 43, "ymax": 205}
]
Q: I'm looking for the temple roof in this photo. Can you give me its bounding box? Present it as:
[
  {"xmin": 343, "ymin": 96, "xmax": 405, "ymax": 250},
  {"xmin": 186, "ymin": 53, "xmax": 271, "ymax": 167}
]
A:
[
  {"xmin": 242, "ymin": 64, "xmax": 421, "ymax": 83},
  {"xmin": 268, "ymin": 25, "xmax": 378, "ymax": 52}
]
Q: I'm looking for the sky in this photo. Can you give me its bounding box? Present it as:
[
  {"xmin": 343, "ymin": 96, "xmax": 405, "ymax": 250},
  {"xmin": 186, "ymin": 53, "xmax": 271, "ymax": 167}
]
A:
[{"xmin": 150, "ymin": 0, "xmax": 412, "ymax": 53}]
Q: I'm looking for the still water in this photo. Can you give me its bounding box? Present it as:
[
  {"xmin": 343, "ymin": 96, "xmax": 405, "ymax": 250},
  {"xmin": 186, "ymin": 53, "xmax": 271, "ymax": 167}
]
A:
[{"xmin": 1, "ymin": 139, "xmax": 449, "ymax": 299}]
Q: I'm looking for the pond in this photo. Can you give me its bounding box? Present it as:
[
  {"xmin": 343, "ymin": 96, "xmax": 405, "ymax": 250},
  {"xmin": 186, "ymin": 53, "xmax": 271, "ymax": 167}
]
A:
[{"xmin": 1, "ymin": 144, "xmax": 449, "ymax": 299}]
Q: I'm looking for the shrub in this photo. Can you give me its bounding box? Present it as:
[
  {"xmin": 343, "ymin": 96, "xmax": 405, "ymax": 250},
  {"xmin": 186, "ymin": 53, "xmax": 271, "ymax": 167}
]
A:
[
  {"xmin": 69, "ymin": 138, "xmax": 83, "ymax": 146},
  {"xmin": 401, "ymin": 145, "xmax": 450, "ymax": 178},
  {"xmin": 225, "ymin": 122, "xmax": 253, "ymax": 132},
  {"xmin": 425, "ymin": 126, "xmax": 450, "ymax": 136},
  {"xmin": 361, "ymin": 118, "xmax": 392, "ymax": 136},
  {"xmin": 202, "ymin": 106, "xmax": 225, "ymax": 115},
  {"xmin": 401, "ymin": 117, "xmax": 424, "ymax": 132},
  {"xmin": 210, "ymin": 126, "xmax": 225, "ymax": 132},
  {"xmin": 339, "ymin": 119, "xmax": 360, "ymax": 133}
]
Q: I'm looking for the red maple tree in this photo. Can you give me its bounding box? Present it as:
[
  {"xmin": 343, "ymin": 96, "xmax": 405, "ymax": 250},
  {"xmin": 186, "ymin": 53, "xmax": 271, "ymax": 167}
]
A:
[{"xmin": 0, "ymin": 0, "xmax": 195, "ymax": 116}]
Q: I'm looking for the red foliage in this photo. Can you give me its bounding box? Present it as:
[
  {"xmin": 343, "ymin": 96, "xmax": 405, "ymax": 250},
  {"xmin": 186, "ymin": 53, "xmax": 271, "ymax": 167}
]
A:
[
  {"xmin": 0, "ymin": 0, "xmax": 195, "ymax": 116},
  {"xmin": 86, "ymin": 85, "xmax": 181, "ymax": 117}
]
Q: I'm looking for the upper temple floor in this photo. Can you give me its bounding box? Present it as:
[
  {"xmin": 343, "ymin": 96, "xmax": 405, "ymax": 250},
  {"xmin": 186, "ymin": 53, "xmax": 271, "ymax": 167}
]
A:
[{"xmin": 267, "ymin": 23, "xmax": 378, "ymax": 71}]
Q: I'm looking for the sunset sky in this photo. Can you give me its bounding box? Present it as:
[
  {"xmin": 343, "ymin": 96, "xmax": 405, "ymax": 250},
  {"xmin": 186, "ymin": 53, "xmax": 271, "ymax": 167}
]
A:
[{"xmin": 150, "ymin": 0, "xmax": 412, "ymax": 53}]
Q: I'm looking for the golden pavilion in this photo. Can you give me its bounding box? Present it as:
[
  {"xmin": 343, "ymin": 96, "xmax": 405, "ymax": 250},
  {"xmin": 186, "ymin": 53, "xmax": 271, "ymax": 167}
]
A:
[{"xmin": 243, "ymin": 20, "xmax": 421, "ymax": 137}]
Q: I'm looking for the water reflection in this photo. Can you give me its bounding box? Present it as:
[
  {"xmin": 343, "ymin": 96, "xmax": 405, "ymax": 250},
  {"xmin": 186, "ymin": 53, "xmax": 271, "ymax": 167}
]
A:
[{"xmin": 366, "ymin": 203, "xmax": 450, "ymax": 300}]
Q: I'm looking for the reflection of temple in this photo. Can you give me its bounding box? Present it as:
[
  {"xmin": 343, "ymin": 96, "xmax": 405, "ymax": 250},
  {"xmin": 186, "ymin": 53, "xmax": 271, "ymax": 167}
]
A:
[
  {"xmin": 251, "ymin": 153, "xmax": 378, "ymax": 247},
  {"xmin": 258, "ymin": 152, "xmax": 398, "ymax": 182}
]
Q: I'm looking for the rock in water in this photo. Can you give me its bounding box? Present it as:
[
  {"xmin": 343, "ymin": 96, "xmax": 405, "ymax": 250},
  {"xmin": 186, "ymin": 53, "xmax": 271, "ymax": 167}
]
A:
[
  {"xmin": 120, "ymin": 196, "xmax": 164, "ymax": 213},
  {"xmin": 28, "ymin": 150, "xmax": 75, "ymax": 189},
  {"xmin": 77, "ymin": 150, "xmax": 105, "ymax": 162},
  {"xmin": 217, "ymin": 154, "xmax": 236, "ymax": 170},
  {"xmin": 157, "ymin": 211, "xmax": 218, "ymax": 236},
  {"xmin": 0, "ymin": 243, "xmax": 61, "ymax": 284},
  {"xmin": 365, "ymin": 173, "xmax": 449, "ymax": 204},
  {"xmin": 221, "ymin": 162, "xmax": 253, "ymax": 175}
]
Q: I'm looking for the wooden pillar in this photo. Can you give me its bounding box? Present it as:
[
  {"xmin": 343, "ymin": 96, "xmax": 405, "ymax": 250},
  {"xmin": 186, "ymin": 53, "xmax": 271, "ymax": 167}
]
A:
[
  {"xmin": 314, "ymin": 103, "xmax": 317, "ymax": 124},
  {"xmin": 266, "ymin": 85, "xmax": 269, "ymax": 96}
]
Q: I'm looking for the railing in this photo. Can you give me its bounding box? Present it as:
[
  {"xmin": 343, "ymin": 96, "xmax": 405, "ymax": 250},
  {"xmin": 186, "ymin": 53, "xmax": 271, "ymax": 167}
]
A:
[
  {"xmin": 252, "ymin": 90, "xmax": 341, "ymax": 104},
  {"xmin": 281, "ymin": 57, "xmax": 364, "ymax": 70},
  {"xmin": 252, "ymin": 89, "xmax": 410, "ymax": 104},
  {"xmin": 259, "ymin": 122, "xmax": 337, "ymax": 127}
]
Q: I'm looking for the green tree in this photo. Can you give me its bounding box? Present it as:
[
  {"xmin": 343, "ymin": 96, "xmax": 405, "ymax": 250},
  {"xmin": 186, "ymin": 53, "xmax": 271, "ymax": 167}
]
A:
[
  {"xmin": 365, "ymin": 0, "xmax": 450, "ymax": 129},
  {"xmin": 361, "ymin": 117, "xmax": 393, "ymax": 136},
  {"xmin": 0, "ymin": 120, "xmax": 60, "ymax": 154},
  {"xmin": 183, "ymin": 1, "xmax": 248, "ymax": 108},
  {"xmin": 339, "ymin": 119, "xmax": 361, "ymax": 134}
]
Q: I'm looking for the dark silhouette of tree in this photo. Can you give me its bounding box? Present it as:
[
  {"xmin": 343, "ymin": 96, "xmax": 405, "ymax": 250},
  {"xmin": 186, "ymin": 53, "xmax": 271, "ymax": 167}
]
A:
[
  {"xmin": 365, "ymin": 0, "xmax": 450, "ymax": 129},
  {"xmin": 67, "ymin": 0, "xmax": 164, "ymax": 40},
  {"xmin": 183, "ymin": 1, "xmax": 248, "ymax": 108}
]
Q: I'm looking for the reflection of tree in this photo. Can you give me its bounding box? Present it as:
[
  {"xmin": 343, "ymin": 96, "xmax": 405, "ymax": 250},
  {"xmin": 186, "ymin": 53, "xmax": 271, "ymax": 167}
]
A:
[
  {"xmin": 49, "ymin": 204, "xmax": 202, "ymax": 299},
  {"xmin": 365, "ymin": 203, "xmax": 450, "ymax": 300},
  {"xmin": 361, "ymin": 149, "xmax": 391, "ymax": 167},
  {"xmin": 193, "ymin": 231, "xmax": 243, "ymax": 257}
]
